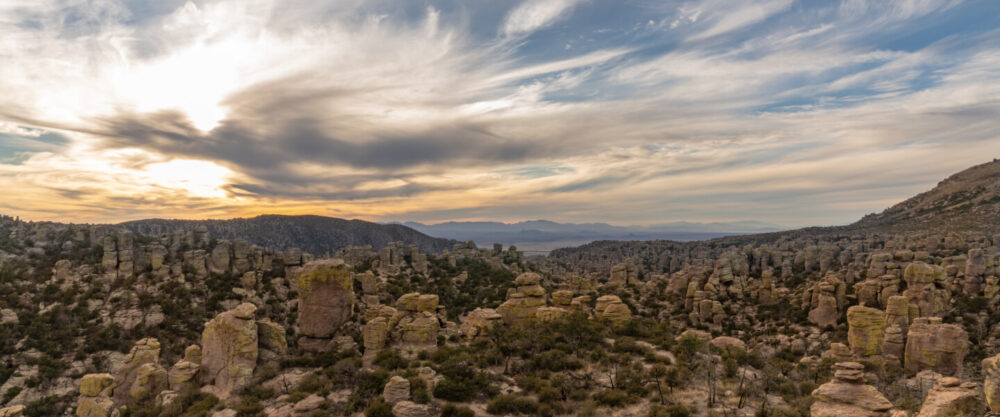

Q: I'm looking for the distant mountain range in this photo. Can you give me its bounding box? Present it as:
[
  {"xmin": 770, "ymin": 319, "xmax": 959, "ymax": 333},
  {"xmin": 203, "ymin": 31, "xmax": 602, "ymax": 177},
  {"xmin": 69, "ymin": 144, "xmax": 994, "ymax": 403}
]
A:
[
  {"xmin": 395, "ymin": 219, "xmax": 787, "ymax": 252},
  {"xmin": 118, "ymin": 215, "xmax": 456, "ymax": 255}
]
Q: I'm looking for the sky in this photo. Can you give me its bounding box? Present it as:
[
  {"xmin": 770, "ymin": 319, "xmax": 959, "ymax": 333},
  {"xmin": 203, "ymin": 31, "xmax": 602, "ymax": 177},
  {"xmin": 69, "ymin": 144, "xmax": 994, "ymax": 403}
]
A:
[{"xmin": 0, "ymin": 0, "xmax": 998, "ymax": 227}]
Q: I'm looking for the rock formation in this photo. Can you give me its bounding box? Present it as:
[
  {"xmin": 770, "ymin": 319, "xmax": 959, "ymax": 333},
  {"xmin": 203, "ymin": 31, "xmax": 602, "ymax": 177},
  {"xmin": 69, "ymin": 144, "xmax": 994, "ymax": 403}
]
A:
[
  {"xmin": 76, "ymin": 373, "xmax": 114, "ymax": 417},
  {"xmin": 111, "ymin": 338, "xmax": 167, "ymax": 406},
  {"xmin": 296, "ymin": 259, "xmax": 354, "ymax": 350},
  {"xmin": 904, "ymin": 317, "xmax": 968, "ymax": 376},
  {"xmin": 914, "ymin": 377, "xmax": 985, "ymax": 417},
  {"xmin": 847, "ymin": 305, "xmax": 886, "ymax": 357},
  {"xmin": 201, "ymin": 303, "xmax": 259, "ymax": 399},
  {"xmin": 497, "ymin": 273, "xmax": 546, "ymax": 325},
  {"xmin": 810, "ymin": 362, "xmax": 893, "ymax": 417}
]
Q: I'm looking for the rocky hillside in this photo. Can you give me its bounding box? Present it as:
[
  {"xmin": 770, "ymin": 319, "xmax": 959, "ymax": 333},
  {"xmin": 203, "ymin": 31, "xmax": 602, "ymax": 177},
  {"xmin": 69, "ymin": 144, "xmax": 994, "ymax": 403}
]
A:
[
  {"xmin": 852, "ymin": 158, "xmax": 1000, "ymax": 232},
  {"xmin": 118, "ymin": 215, "xmax": 456, "ymax": 255}
]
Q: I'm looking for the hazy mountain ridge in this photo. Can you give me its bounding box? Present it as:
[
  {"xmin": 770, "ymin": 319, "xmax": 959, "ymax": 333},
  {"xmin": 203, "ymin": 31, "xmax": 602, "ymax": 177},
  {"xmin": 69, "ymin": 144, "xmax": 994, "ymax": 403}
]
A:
[
  {"xmin": 398, "ymin": 219, "xmax": 786, "ymax": 251},
  {"xmin": 548, "ymin": 160, "xmax": 1000, "ymax": 265},
  {"xmin": 119, "ymin": 214, "xmax": 456, "ymax": 255}
]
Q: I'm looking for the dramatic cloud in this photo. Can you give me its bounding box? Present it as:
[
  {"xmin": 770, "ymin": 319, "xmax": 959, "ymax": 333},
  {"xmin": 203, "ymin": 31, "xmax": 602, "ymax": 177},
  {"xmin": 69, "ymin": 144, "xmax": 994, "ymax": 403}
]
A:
[{"xmin": 0, "ymin": 0, "xmax": 998, "ymax": 226}]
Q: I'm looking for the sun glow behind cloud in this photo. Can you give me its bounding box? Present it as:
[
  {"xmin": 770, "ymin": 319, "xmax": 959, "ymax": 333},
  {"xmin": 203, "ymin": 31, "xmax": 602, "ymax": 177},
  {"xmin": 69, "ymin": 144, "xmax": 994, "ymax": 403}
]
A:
[{"xmin": 0, "ymin": 0, "xmax": 998, "ymax": 225}]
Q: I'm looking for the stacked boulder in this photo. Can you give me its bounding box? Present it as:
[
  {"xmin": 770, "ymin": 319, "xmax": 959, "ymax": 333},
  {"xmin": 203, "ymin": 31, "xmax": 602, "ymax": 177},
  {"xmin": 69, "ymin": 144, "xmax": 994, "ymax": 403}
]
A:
[
  {"xmin": 810, "ymin": 362, "xmax": 893, "ymax": 417},
  {"xmin": 595, "ymin": 295, "xmax": 631, "ymax": 324},
  {"xmin": 497, "ymin": 273, "xmax": 547, "ymax": 325},
  {"xmin": 803, "ymin": 273, "xmax": 846, "ymax": 328},
  {"xmin": 393, "ymin": 293, "xmax": 441, "ymax": 348}
]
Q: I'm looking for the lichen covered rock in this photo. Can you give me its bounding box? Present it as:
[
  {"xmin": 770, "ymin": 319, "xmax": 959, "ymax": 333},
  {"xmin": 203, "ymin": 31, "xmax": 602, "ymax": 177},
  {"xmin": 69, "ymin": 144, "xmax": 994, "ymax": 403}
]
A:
[
  {"xmin": 297, "ymin": 259, "xmax": 354, "ymax": 339},
  {"xmin": 201, "ymin": 303, "xmax": 259, "ymax": 399}
]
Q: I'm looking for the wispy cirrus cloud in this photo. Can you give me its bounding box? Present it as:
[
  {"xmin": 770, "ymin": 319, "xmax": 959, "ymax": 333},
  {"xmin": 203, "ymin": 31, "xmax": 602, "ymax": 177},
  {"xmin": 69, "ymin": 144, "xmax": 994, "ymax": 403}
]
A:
[{"xmin": 0, "ymin": 0, "xmax": 997, "ymax": 226}]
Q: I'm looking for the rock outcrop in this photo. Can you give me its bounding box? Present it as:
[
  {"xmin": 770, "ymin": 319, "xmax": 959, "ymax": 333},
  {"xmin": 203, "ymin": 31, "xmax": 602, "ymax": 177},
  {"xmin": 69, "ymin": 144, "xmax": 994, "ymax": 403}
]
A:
[
  {"xmin": 847, "ymin": 305, "xmax": 886, "ymax": 357},
  {"xmin": 595, "ymin": 295, "xmax": 632, "ymax": 324},
  {"xmin": 810, "ymin": 362, "xmax": 893, "ymax": 417},
  {"xmin": 497, "ymin": 273, "xmax": 546, "ymax": 325},
  {"xmin": 77, "ymin": 373, "xmax": 114, "ymax": 417},
  {"xmin": 982, "ymin": 353, "xmax": 1000, "ymax": 412},
  {"xmin": 111, "ymin": 338, "xmax": 167, "ymax": 406},
  {"xmin": 201, "ymin": 303, "xmax": 259, "ymax": 399},
  {"xmin": 296, "ymin": 259, "xmax": 354, "ymax": 347},
  {"xmin": 914, "ymin": 377, "xmax": 985, "ymax": 417},
  {"xmin": 459, "ymin": 308, "xmax": 502, "ymax": 339},
  {"xmin": 382, "ymin": 376, "xmax": 410, "ymax": 405},
  {"xmin": 904, "ymin": 318, "xmax": 968, "ymax": 376}
]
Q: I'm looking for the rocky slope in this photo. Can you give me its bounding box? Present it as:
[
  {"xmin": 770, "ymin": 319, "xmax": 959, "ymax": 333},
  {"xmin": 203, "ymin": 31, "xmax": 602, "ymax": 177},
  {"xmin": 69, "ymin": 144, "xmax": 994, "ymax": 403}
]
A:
[
  {"xmin": 119, "ymin": 215, "xmax": 457, "ymax": 255},
  {"xmin": 852, "ymin": 158, "xmax": 1000, "ymax": 232}
]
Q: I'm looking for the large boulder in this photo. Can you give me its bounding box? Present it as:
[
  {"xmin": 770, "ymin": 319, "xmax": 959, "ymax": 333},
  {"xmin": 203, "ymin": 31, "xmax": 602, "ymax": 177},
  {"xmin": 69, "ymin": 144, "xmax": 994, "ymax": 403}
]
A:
[
  {"xmin": 363, "ymin": 317, "xmax": 389, "ymax": 350},
  {"xmin": 904, "ymin": 318, "xmax": 968, "ymax": 376},
  {"xmin": 201, "ymin": 303, "xmax": 259, "ymax": 399},
  {"xmin": 111, "ymin": 338, "xmax": 167, "ymax": 406},
  {"xmin": 77, "ymin": 374, "xmax": 114, "ymax": 417},
  {"xmin": 459, "ymin": 308, "xmax": 502, "ymax": 339},
  {"xmin": 982, "ymin": 353, "xmax": 1000, "ymax": 412},
  {"xmin": 0, "ymin": 406, "xmax": 24, "ymax": 417},
  {"xmin": 382, "ymin": 376, "xmax": 410, "ymax": 405},
  {"xmin": 392, "ymin": 401, "xmax": 431, "ymax": 417},
  {"xmin": 595, "ymin": 295, "xmax": 632, "ymax": 324},
  {"xmin": 915, "ymin": 377, "xmax": 985, "ymax": 417},
  {"xmin": 847, "ymin": 305, "xmax": 886, "ymax": 357},
  {"xmin": 810, "ymin": 362, "xmax": 893, "ymax": 417},
  {"xmin": 296, "ymin": 259, "xmax": 354, "ymax": 339}
]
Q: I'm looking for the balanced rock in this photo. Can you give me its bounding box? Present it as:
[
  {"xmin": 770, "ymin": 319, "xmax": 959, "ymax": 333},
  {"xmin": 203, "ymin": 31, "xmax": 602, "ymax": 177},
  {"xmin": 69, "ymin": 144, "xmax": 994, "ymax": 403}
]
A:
[
  {"xmin": 498, "ymin": 274, "xmax": 547, "ymax": 325},
  {"xmin": 810, "ymin": 362, "xmax": 893, "ymax": 417},
  {"xmin": 201, "ymin": 303, "xmax": 258, "ymax": 399},
  {"xmin": 297, "ymin": 259, "xmax": 354, "ymax": 340}
]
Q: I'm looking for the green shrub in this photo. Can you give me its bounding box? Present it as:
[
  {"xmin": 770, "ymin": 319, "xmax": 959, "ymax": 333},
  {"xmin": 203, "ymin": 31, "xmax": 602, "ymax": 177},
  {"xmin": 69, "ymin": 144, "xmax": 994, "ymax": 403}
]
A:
[
  {"xmin": 364, "ymin": 399, "xmax": 394, "ymax": 417},
  {"xmin": 647, "ymin": 404, "xmax": 694, "ymax": 417},
  {"xmin": 593, "ymin": 389, "xmax": 629, "ymax": 407},
  {"xmin": 441, "ymin": 404, "xmax": 476, "ymax": 417},
  {"xmin": 486, "ymin": 394, "xmax": 538, "ymax": 415}
]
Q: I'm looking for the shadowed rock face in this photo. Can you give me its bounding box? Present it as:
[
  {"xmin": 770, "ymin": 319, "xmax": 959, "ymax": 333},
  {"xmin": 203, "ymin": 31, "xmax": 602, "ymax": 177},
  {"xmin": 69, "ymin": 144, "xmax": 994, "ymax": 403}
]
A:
[{"xmin": 297, "ymin": 259, "xmax": 354, "ymax": 339}]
